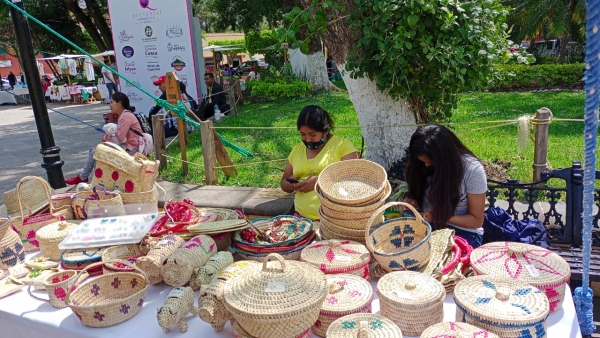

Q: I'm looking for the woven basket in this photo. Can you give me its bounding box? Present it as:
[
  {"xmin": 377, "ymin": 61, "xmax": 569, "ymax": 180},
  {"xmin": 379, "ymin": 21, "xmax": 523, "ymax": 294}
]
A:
[
  {"xmin": 211, "ymin": 232, "xmax": 232, "ymax": 251},
  {"xmin": 137, "ymin": 234, "xmax": 185, "ymax": 285},
  {"xmin": 377, "ymin": 270, "xmax": 445, "ymax": 336},
  {"xmin": 312, "ymin": 274, "xmax": 373, "ymax": 337},
  {"xmin": 319, "ymin": 221, "xmax": 366, "ymax": 244},
  {"xmin": 300, "ymin": 240, "xmax": 371, "ymax": 280},
  {"xmin": 223, "ymin": 253, "xmax": 327, "ymax": 338},
  {"xmin": 317, "ymin": 160, "xmax": 387, "ymax": 205},
  {"xmin": 102, "ymin": 244, "xmax": 143, "ymax": 274},
  {"xmin": 50, "ymin": 192, "xmax": 76, "ymax": 221},
  {"xmin": 365, "ymin": 202, "xmax": 431, "ymax": 272},
  {"xmin": 36, "ymin": 221, "xmax": 78, "ymax": 260},
  {"xmin": 70, "ymin": 185, "xmax": 125, "ymax": 220},
  {"xmin": 315, "ymin": 181, "xmax": 391, "ymax": 214},
  {"xmin": 62, "ymin": 246, "xmax": 106, "ymax": 264},
  {"xmin": 470, "ymin": 242, "xmax": 570, "ymax": 314},
  {"xmin": 119, "ymin": 185, "xmax": 158, "ymax": 205},
  {"xmin": 326, "ymin": 313, "xmax": 404, "ymax": 338},
  {"xmin": 0, "ymin": 217, "xmax": 25, "ymax": 269},
  {"xmin": 234, "ymin": 231, "xmax": 316, "ymax": 255},
  {"xmin": 232, "ymin": 319, "xmax": 311, "ymax": 338},
  {"xmin": 90, "ymin": 142, "xmax": 145, "ymax": 193},
  {"xmin": 454, "ymin": 276, "xmax": 550, "ymax": 337},
  {"xmin": 133, "ymin": 153, "xmax": 160, "ymax": 192},
  {"xmin": 27, "ymin": 270, "xmax": 78, "ymax": 309},
  {"xmin": 231, "ymin": 241, "xmax": 311, "ymax": 262},
  {"xmin": 421, "ymin": 322, "xmax": 500, "ymax": 338},
  {"xmin": 232, "ymin": 216, "xmax": 313, "ymax": 248},
  {"xmin": 318, "ymin": 208, "xmax": 373, "ymax": 231},
  {"xmin": 3, "ymin": 178, "xmax": 50, "ymax": 217},
  {"xmin": 65, "ymin": 259, "xmax": 149, "ymax": 328},
  {"xmin": 60, "ymin": 260, "xmax": 103, "ymax": 277}
]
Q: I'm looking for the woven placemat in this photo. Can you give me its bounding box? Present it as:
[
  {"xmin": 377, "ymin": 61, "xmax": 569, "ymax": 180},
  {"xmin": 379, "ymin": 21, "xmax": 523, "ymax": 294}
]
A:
[
  {"xmin": 326, "ymin": 313, "xmax": 403, "ymax": 338},
  {"xmin": 187, "ymin": 219, "xmax": 248, "ymax": 233},
  {"xmin": 421, "ymin": 322, "xmax": 500, "ymax": 338}
]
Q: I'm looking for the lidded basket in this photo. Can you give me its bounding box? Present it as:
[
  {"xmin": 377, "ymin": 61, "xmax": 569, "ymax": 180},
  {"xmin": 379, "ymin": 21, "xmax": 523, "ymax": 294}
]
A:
[
  {"xmin": 421, "ymin": 322, "xmax": 500, "ymax": 338},
  {"xmin": 470, "ymin": 241, "xmax": 570, "ymax": 314},
  {"xmin": 301, "ymin": 240, "xmax": 371, "ymax": 280},
  {"xmin": 376, "ymin": 270, "xmax": 445, "ymax": 336},
  {"xmin": 325, "ymin": 313, "xmax": 403, "ymax": 338},
  {"xmin": 36, "ymin": 221, "xmax": 78, "ymax": 260},
  {"xmin": 223, "ymin": 253, "xmax": 327, "ymax": 338}
]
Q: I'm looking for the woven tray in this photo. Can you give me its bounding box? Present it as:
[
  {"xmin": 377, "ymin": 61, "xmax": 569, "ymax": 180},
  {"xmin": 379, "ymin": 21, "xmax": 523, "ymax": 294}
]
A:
[
  {"xmin": 36, "ymin": 221, "xmax": 78, "ymax": 260},
  {"xmin": 300, "ymin": 240, "xmax": 371, "ymax": 280},
  {"xmin": 312, "ymin": 274, "xmax": 373, "ymax": 337},
  {"xmin": 61, "ymin": 247, "xmax": 106, "ymax": 263},
  {"xmin": 231, "ymin": 240, "xmax": 312, "ymax": 262},
  {"xmin": 232, "ymin": 216, "xmax": 313, "ymax": 248},
  {"xmin": 317, "ymin": 160, "xmax": 388, "ymax": 205},
  {"xmin": 421, "ymin": 322, "xmax": 500, "ymax": 338},
  {"xmin": 454, "ymin": 275, "xmax": 550, "ymax": 337},
  {"xmin": 234, "ymin": 231, "xmax": 316, "ymax": 255},
  {"xmin": 326, "ymin": 313, "xmax": 403, "ymax": 338},
  {"xmin": 377, "ymin": 270, "xmax": 445, "ymax": 336},
  {"xmin": 470, "ymin": 242, "xmax": 570, "ymax": 314},
  {"xmin": 223, "ymin": 253, "xmax": 327, "ymax": 338}
]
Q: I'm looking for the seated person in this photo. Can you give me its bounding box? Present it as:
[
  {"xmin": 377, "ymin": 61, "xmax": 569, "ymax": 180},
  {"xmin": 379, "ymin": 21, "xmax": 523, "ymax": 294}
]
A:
[
  {"xmin": 280, "ymin": 105, "xmax": 359, "ymax": 220},
  {"xmin": 196, "ymin": 73, "xmax": 230, "ymax": 121}
]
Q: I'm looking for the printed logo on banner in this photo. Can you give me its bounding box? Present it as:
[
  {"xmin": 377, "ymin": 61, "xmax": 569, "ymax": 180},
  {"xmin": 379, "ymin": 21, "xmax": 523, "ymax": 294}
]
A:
[
  {"xmin": 124, "ymin": 61, "xmax": 137, "ymax": 74},
  {"xmin": 127, "ymin": 91, "xmax": 145, "ymax": 103},
  {"xmin": 171, "ymin": 56, "xmax": 186, "ymax": 71},
  {"xmin": 147, "ymin": 61, "xmax": 161, "ymax": 72},
  {"xmin": 167, "ymin": 43, "xmax": 186, "ymax": 52},
  {"xmin": 165, "ymin": 25, "xmax": 184, "ymax": 39},
  {"xmin": 142, "ymin": 26, "xmax": 157, "ymax": 42},
  {"xmin": 150, "ymin": 75, "xmax": 160, "ymax": 83},
  {"xmin": 125, "ymin": 80, "xmax": 141, "ymax": 88},
  {"xmin": 131, "ymin": 10, "xmax": 161, "ymax": 24},
  {"xmin": 122, "ymin": 46, "xmax": 135, "ymax": 58},
  {"xmin": 144, "ymin": 45, "xmax": 158, "ymax": 58},
  {"xmin": 118, "ymin": 30, "xmax": 134, "ymax": 43},
  {"xmin": 139, "ymin": 0, "xmax": 157, "ymax": 10}
]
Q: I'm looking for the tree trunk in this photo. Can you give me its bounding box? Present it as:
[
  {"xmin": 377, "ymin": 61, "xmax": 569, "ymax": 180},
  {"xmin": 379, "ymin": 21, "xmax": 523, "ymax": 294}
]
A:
[
  {"xmin": 84, "ymin": 0, "xmax": 113, "ymax": 50},
  {"xmin": 63, "ymin": 1, "xmax": 107, "ymax": 52}
]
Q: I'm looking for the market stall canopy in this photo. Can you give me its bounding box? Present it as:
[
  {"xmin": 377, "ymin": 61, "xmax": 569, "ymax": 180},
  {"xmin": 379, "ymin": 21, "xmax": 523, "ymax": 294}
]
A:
[
  {"xmin": 202, "ymin": 44, "xmax": 244, "ymax": 52},
  {"xmin": 36, "ymin": 51, "xmax": 114, "ymax": 61}
]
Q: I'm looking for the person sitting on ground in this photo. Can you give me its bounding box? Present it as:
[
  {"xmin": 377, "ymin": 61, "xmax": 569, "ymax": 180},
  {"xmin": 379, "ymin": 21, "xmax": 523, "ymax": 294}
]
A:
[
  {"xmin": 65, "ymin": 93, "xmax": 143, "ymax": 185},
  {"xmin": 280, "ymin": 105, "xmax": 360, "ymax": 220},
  {"xmin": 403, "ymin": 124, "xmax": 487, "ymax": 248},
  {"xmin": 196, "ymin": 73, "xmax": 228, "ymax": 121}
]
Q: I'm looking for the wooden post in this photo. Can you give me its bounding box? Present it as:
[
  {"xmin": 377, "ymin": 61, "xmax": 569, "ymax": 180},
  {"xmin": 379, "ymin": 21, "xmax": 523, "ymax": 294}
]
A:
[
  {"xmin": 234, "ymin": 79, "xmax": 243, "ymax": 106},
  {"xmin": 165, "ymin": 72, "xmax": 188, "ymax": 176},
  {"xmin": 213, "ymin": 131, "xmax": 238, "ymax": 177},
  {"xmin": 200, "ymin": 120, "xmax": 218, "ymax": 185},
  {"xmin": 533, "ymin": 107, "xmax": 551, "ymax": 182},
  {"xmin": 227, "ymin": 86, "xmax": 237, "ymax": 117},
  {"xmin": 152, "ymin": 115, "xmax": 167, "ymax": 170}
]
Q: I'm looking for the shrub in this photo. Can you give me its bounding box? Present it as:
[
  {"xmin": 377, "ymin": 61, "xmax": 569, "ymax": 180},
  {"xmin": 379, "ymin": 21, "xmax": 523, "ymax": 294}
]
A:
[
  {"xmin": 247, "ymin": 78, "xmax": 312, "ymax": 100},
  {"xmin": 488, "ymin": 64, "xmax": 584, "ymax": 90}
]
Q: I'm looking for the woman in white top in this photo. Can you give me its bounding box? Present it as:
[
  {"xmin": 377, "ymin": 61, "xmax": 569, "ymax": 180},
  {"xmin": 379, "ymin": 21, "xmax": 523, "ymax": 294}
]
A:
[{"xmin": 404, "ymin": 124, "xmax": 487, "ymax": 248}]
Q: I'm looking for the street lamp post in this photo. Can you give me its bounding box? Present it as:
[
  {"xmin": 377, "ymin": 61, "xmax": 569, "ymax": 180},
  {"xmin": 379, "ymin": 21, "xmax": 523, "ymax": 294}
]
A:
[{"xmin": 9, "ymin": 0, "xmax": 65, "ymax": 188}]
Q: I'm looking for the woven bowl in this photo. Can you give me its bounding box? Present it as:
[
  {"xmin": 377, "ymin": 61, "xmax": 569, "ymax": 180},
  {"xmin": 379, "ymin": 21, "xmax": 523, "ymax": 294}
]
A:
[
  {"xmin": 102, "ymin": 244, "xmax": 143, "ymax": 274},
  {"xmin": 317, "ymin": 160, "xmax": 388, "ymax": 205},
  {"xmin": 231, "ymin": 240, "xmax": 313, "ymax": 262},
  {"xmin": 421, "ymin": 322, "xmax": 500, "ymax": 338},
  {"xmin": 326, "ymin": 313, "xmax": 403, "ymax": 338},
  {"xmin": 119, "ymin": 185, "xmax": 157, "ymax": 205},
  {"xmin": 318, "ymin": 207, "xmax": 377, "ymax": 231},
  {"xmin": 315, "ymin": 181, "xmax": 391, "ymax": 213},
  {"xmin": 234, "ymin": 231, "xmax": 316, "ymax": 254},
  {"xmin": 232, "ymin": 216, "xmax": 313, "ymax": 248},
  {"xmin": 232, "ymin": 319, "xmax": 311, "ymax": 338},
  {"xmin": 320, "ymin": 221, "xmax": 366, "ymax": 244},
  {"xmin": 319, "ymin": 216, "xmax": 367, "ymax": 237}
]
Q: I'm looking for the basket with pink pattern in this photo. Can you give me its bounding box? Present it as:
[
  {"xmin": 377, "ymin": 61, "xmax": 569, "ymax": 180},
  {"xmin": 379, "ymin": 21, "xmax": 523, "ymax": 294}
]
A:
[{"xmin": 300, "ymin": 239, "xmax": 371, "ymax": 280}]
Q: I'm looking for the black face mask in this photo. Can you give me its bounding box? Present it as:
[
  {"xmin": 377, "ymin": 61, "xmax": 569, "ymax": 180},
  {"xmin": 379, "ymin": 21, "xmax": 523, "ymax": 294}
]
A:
[
  {"xmin": 303, "ymin": 135, "xmax": 328, "ymax": 150},
  {"xmin": 424, "ymin": 165, "xmax": 435, "ymax": 177}
]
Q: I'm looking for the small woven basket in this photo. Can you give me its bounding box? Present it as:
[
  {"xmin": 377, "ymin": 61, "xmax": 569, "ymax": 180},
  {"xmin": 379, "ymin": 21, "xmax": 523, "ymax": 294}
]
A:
[
  {"xmin": 28, "ymin": 270, "xmax": 78, "ymax": 309},
  {"xmin": 70, "ymin": 186, "xmax": 125, "ymax": 220},
  {"xmin": 300, "ymin": 240, "xmax": 371, "ymax": 280},
  {"xmin": 315, "ymin": 181, "xmax": 391, "ymax": 214},
  {"xmin": 50, "ymin": 192, "xmax": 75, "ymax": 220},
  {"xmin": 36, "ymin": 220, "xmax": 79, "ymax": 260},
  {"xmin": 62, "ymin": 247, "xmax": 106, "ymax": 264},
  {"xmin": 317, "ymin": 160, "xmax": 388, "ymax": 205},
  {"xmin": 454, "ymin": 276, "xmax": 550, "ymax": 337},
  {"xmin": 312, "ymin": 274, "xmax": 373, "ymax": 337},
  {"xmin": 325, "ymin": 313, "xmax": 403, "ymax": 338},
  {"xmin": 211, "ymin": 232, "xmax": 232, "ymax": 251},
  {"xmin": 365, "ymin": 202, "xmax": 432, "ymax": 272},
  {"xmin": 377, "ymin": 270, "xmax": 446, "ymax": 336},
  {"xmin": 119, "ymin": 185, "xmax": 158, "ymax": 205},
  {"xmin": 65, "ymin": 259, "xmax": 149, "ymax": 328},
  {"xmin": 102, "ymin": 244, "xmax": 143, "ymax": 274},
  {"xmin": 234, "ymin": 231, "xmax": 316, "ymax": 255},
  {"xmin": 0, "ymin": 217, "xmax": 25, "ymax": 269},
  {"xmin": 223, "ymin": 253, "xmax": 327, "ymax": 338},
  {"xmin": 319, "ymin": 221, "xmax": 366, "ymax": 244},
  {"xmin": 421, "ymin": 322, "xmax": 500, "ymax": 338},
  {"xmin": 470, "ymin": 242, "xmax": 571, "ymax": 314},
  {"xmin": 137, "ymin": 234, "xmax": 185, "ymax": 285}
]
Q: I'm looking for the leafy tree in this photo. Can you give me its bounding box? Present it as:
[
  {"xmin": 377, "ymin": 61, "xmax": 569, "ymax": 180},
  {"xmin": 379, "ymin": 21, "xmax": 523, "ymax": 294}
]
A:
[
  {"xmin": 207, "ymin": 38, "xmax": 246, "ymax": 65},
  {"xmin": 206, "ymin": 0, "xmax": 284, "ymax": 33},
  {"xmin": 246, "ymin": 30, "xmax": 285, "ymax": 70}
]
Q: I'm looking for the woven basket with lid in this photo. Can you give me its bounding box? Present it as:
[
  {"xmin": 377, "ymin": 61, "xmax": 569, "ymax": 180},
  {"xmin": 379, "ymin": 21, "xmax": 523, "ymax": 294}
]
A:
[
  {"xmin": 377, "ymin": 270, "xmax": 445, "ymax": 336},
  {"xmin": 317, "ymin": 160, "xmax": 388, "ymax": 205},
  {"xmin": 301, "ymin": 240, "xmax": 371, "ymax": 280},
  {"xmin": 232, "ymin": 319, "xmax": 311, "ymax": 338},
  {"xmin": 312, "ymin": 274, "xmax": 373, "ymax": 337},
  {"xmin": 223, "ymin": 253, "xmax": 327, "ymax": 338},
  {"xmin": 421, "ymin": 322, "xmax": 500, "ymax": 338},
  {"xmin": 454, "ymin": 275, "xmax": 550, "ymax": 337},
  {"xmin": 470, "ymin": 241, "xmax": 570, "ymax": 314},
  {"xmin": 326, "ymin": 313, "xmax": 403, "ymax": 338},
  {"xmin": 36, "ymin": 221, "xmax": 78, "ymax": 260}
]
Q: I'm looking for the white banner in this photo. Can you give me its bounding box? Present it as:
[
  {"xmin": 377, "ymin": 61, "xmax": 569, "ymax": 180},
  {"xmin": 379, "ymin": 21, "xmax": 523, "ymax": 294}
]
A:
[{"xmin": 107, "ymin": 0, "xmax": 199, "ymax": 116}]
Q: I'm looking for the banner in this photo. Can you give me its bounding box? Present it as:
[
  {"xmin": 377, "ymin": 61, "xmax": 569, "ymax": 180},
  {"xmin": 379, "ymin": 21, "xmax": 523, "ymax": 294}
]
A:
[{"xmin": 107, "ymin": 0, "xmax": 199, "ymax": 116}]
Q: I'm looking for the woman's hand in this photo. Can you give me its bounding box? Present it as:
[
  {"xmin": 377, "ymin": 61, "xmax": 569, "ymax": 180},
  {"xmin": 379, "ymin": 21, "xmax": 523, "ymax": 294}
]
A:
[
  {"xmin": 421, "ymin": 211, "xmax": 433, "ymax": 223},
  {"xmin": 101, "ymin": 134, "xmax": 110, "ymax": 142},
  {"xmin": 293, "ymin": 176, "xmax": 317, "ymax": 193}
]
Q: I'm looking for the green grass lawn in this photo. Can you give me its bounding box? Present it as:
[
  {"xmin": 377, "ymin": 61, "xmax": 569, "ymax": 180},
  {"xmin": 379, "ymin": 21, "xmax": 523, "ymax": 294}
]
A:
[{"xmin": 160, "ymin": 90, "xmax": 590, "ymax": 187}]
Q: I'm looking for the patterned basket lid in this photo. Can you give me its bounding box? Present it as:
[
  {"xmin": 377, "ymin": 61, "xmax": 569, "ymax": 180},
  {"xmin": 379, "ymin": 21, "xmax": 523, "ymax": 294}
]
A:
[
  {"xmin": 61, "ymin": 247, "xmax": 106, "ymax": 263},
  {"xmin": 321, "ymin": 274, "xmax": 373, "ymax": 316},
  {"xmin": 470, "ymin": 242, "xmax": 571, "ymax": 288},
  {"xmin": 326, "ymin": 313, "xmax": 403, "ymax": 338},
  {"xmin": 421, "ymin": 322, "xmax": 500, "ymax": 338},
  {"xmin": 37, "ymin": 221, "xmax": 78, "ymax": 241},
  {"xmin": 376, "ymin": 271, "xmax": 445, "ymax": 311},
  {"xmin": 300, "ymin": 240, "xmax": 370, "ymax": 274},
  {"xmin": 454, "ymin": 276, "xmax": 549, "ymax": 325}
]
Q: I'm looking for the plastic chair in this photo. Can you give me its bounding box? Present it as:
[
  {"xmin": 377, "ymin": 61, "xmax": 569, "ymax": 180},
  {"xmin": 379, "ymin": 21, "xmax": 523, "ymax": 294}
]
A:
[{"xmin": 80, "ymin": 89, "xmax": 91, "ymax": 103}]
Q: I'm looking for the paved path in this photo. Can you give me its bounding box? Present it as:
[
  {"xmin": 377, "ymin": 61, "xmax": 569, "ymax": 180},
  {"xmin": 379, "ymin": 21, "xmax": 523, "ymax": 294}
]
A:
[{"xmin": 0, "ymin": 101, "xmax": 109, "ymax": 204}]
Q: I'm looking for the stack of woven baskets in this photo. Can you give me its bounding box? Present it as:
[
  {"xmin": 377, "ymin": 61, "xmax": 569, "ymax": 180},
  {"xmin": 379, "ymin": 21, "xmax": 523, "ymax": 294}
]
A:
[{"xmin": 315, "ymin": 160, "xmax": 391, "ymax": 244}]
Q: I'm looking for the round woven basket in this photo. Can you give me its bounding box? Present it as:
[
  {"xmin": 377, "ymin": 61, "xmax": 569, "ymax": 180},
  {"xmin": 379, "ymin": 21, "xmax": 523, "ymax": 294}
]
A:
[
  {"xmin": 320, "ymin": 221, "xmax": 365, "ymax": 244},
  {"xmin": 28, "ymin": 270, "xmax": 78, "ymax": 309},
  {"xmin": 232, "ymin": 319, "xmax": 311, "ymax": 338},
  {"xmin": 0, "ymin": 217, "xmax": 25, "ymax": 269},
  {"xmin": 421, "ymin": 322, "xmax": 500, "ymax": 338},
  {"xmin": 319, "ymin": 216, "xmax": 368, "ymax": 237},
  {"xmin": 232, "ymin": 216, "xmax": 313, "ymax": 248},
  {"xmin": 119, "ymin": 185, "xmax": 158, "ymax": 205},
  {"xmin": 101, "ymin": 244, "xmax": 143, "ymax": 274},
  {"xmin": 315, "ymin": 181, "xmax": 391, "ymax": 213},
  {"xmin": 454, "ymin": 276, "xmax": 550, "ymax": 337},
  {"xmin": 36, "ymin": 221, "xmax": 79, "ymax": 260},
  {"xmin": 317, "ymin": 160, "xmax": 388, "ymax": 205},
  {"xmin": 470, "ymin": 242, "xmax": 571, "ymax": 314},
  {"xmin": 223, "ymin": 253, "xmax": 327, "ymax": 338},
  {"xmin": 231, "ymin": 241, "xmax": 311, "ymax": 262},
  {"xmin": 300, "ymin": 239, "xmax": 371, "ymax": 280},
  {"xmin": 312, "ymin": 274, "xmax": 373, "ymax": 337},
  {"xmin": 377, "ymin": 270, "xmax": 445, "ymax": 336},
  {"xmin": 318, "ymin": 207, "xmax": 377, "ymax": 231},
  {"xmin": 326, "ymin": 313, "xmax": 403, "ymax": 338},
  {"xmin": 66, "ymin": 259, "xmax": 149, "ymax": 328},
  {"xmin": 365, "ymin": 202, "xmax": 432, "ymax": 272},
  {"xmin": 234, "ymin": 231, "xmax": 316, "ymax": 255}
]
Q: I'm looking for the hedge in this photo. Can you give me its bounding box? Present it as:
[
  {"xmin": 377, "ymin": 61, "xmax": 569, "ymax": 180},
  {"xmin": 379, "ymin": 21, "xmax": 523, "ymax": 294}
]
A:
[
  {"xmin": 488, "ymin": 64, "xmax": 584, "ymax": 90},
  {"xmin": 246, "ymin": 79, "xmax": 313, "ymax": 100}
]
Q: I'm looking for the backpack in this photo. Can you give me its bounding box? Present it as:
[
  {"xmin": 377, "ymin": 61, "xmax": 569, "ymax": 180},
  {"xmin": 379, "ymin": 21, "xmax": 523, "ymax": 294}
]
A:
[
  {"xmin": 129, "ymin": 127, "xmax": 154, "ymax": 156},
  {"xmin": 132, "ymin": 110, "xmax": 152, "ymax": 134}
]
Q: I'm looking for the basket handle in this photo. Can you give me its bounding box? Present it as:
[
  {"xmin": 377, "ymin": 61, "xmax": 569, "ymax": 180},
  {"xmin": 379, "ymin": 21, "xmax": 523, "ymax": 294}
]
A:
[
  {"xmin": 27, "ymin": 284, "xmax": 50, "ymax": 302},
  {"xmin": 363, "ymin": 202, "xmax": 424, "ymax": 253},
  {"xmin": 327, "ymin": 279, "xmax": 345, "ymax": 294},
  {"xmin": 15, "ymin": 176, "xmax": 55, "ymax": 219},
  {"xmin": 100, "ymin": 141, "xmax": 130, "ymax": 155},
  {"xmin": 64, "ymin": 258, "xmax": 148, "ymax": 306},
  {"xmin": 261, "ymin": 253, "xmax": 286, "ymax": 272}
]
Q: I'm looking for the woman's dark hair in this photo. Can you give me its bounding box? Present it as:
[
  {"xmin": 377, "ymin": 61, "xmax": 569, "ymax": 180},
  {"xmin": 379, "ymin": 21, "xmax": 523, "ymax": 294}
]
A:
[
  {"xmin": 297, "ymin": 105, "xmax": 334, "ymax": 133},
  {"xmin": 405, "ymin": 124, "xmax": 478, "ymax": 230},
  {"xmin": 112, "ymin": 92, "xmax": 136, "ymax": 113}
]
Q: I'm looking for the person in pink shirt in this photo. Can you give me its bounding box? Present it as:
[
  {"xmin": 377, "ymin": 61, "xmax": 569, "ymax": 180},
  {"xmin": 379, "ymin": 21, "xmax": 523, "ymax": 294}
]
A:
[{"xmin": 65, "ymin": 92, "xmax": 142, "ymax": 185}]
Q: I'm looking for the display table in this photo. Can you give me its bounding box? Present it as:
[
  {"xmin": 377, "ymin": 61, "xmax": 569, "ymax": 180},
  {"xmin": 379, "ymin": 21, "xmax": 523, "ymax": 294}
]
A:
[
  {"xmin": 0, "ymin": 270, "xmax": 583, "ymax": 338},
  {"xmin": 0, "ymin": 91, "xmax": 17, "ymax": 105}
]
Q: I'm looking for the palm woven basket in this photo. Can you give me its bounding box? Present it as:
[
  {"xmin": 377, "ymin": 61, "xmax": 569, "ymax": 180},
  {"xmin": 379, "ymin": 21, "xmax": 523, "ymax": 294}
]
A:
[
  {"xmin": 231, "ymin": 319, "xmax": 311, "ymax": 338},
  {"xmin": 230, "ymin": 240, "xmax": 312, "ymax": 262},
  {"xmin": 377, "ymin": 270, "xmax": 445, "ymax": 336},
  {"xmin": 318, "ymin": 207, "xmax": 377, "ymax": 231},
  {"xmin": 325, "ymin": 313, "xmax": 403, "ymax": 338},
  {"xmin": 315, "ymin": 181, "xmax": 392, "ymax": 215},
  {"xmin": 232, "ymin": 216, "xmax": 313, "ymax": 248},
  {"xmin": 316, "ymin": 160, "xmax": 388, "ymax": 205},
  {"xmin": 470, "ymin": 241, "xmax": 571, "ymax": 314},
  {"xmin": 36, "ymin": 220, "xmax": 79, "ymax": 260},
  {"xmin": 223, "ymin": 253, "xmax": 327, "ymax": 338},
  {"xmin": 0, "ymin": 217, "xmax": 25, "ymax": 270},
  {"xmin": 300, "ymin": 239, "xmax": 371, "ymax": 280},
  {"xmin": 365, "ymin": 202, "xmax": 432, "ymax": 272},
  {"xmin": 234, "ymin": 231, "xmax": 316, "ymax": 255},
  {"xmin": 319, "ymin": 221, "xmax": 366, "ymax": 244},
  {"xmin": 101, "ymin": 244, "xmax": 143, "ymax": 274},
  {"xmin": 319, "ymin": 215, "xmax": 369, "ymax": 237},
  {"xmin": 65, "ymin": 259, "xmax": 149, "ymax": 328},
  {"xmin": 454, "ymin": 276, "xmax": 550, "ymax": 337},
  {"xmin": 421, "ymin": 322, "xmax": 500, "ymax": 338}
]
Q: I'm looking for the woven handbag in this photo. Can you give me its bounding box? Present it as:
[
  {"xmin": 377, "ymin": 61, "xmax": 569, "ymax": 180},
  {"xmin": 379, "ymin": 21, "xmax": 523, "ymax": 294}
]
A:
[
  {"xmin": 133, "ymin": 153, "xmax": 159, "ymax": 192},
  {"xmin": 0, "ymin": 217, "xmax": 25, "ymax": 269},
  {"xmin": 90, "ymin": 142, "xmax": 145, "ymax": 193},
  {"xmin": 70, "ymin": 185, "xmax": 125, "ymax": 220},
  {"xmin": 365, "ymin": 202, "xmax": 432, "ymax": 272},
  {"xmin": 65, "ymin": 259, "xmax": 149, "ymax": 328}
]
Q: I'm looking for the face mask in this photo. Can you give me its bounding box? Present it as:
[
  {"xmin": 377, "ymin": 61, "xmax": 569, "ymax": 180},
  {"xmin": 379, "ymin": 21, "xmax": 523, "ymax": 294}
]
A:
[
  {"xmin": 303, "ymin": 135, "xmax": 328, "ymax": 150},
  {"xmin": 424, "ymin": 165, "xmax": 435, "ymax": 177}
]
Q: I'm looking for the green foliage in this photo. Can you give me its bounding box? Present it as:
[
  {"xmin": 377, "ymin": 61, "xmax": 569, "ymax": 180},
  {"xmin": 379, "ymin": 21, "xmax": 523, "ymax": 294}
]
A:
[
  {"xmin": 208, "ymin": 0, "xmax": 283, "ymax": 33},
  {"xmin": 489, "ymin": 63, "xmax": 584, "ymax": 90},
  {"xmin": 245, "ymin": 30, "xmax": 278, "ymax": 54},
  {"xmin": 504, "ymin": 49, "xmax": 536, "ymax": 65},
  {"xmin": 247, "ymin": 78, "xmax": 313, "ymax": 100}
]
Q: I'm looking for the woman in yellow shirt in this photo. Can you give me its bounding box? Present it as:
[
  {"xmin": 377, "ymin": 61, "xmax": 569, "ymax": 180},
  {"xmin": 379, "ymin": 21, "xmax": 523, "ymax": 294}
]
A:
[{"xmin": 280, "ymin": 105, "xmax": 359, "ymax": 220}]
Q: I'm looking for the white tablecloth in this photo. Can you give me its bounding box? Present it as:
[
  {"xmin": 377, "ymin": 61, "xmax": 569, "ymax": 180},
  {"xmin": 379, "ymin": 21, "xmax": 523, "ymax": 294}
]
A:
[
  {"xmin": 12, "ymin": 88, "xmax": 30, "ymax": 96},
  {"xmin": 0, "ymin": 91, "xmax": 17, "ymax": 105},
  {"xmin": 0, "ymin": 269, "xmax": 583, "ymax": 338}
]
